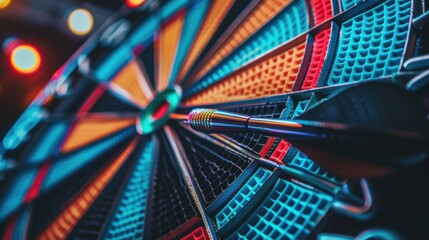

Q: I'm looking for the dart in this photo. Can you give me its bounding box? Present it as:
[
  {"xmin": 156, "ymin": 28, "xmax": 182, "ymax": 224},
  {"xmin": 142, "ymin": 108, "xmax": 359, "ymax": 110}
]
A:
[{"xmin": 185, "ymin": 82, "xmax": 429, "ymax": 178}]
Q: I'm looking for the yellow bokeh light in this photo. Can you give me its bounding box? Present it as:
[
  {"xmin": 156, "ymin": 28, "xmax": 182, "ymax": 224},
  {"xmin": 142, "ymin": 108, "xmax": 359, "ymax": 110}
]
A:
[{"xmin": 0, "ymin": 0, "xmax": 11, "ymax": 9}]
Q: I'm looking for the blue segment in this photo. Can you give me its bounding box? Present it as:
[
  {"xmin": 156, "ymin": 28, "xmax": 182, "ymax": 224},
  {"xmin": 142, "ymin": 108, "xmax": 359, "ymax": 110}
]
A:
[
  {"xmin": 169, "ymin": 0, "xmax": 209, "ymax": 84},
  {"xmin": 41, "ymin": 127, "xmax": 135, "ymax": 193},
  {"xmin": 27, "ymin": 122, "xmax": 69, "ymax": 164},
  {"xmin": 228, "ymin": 179, "xmax": 333, "ymax": 239},
  {"xmin": 326, "ymin": 0, "xmax": 411, "ymax": 86},
  {"xmin": 216, "ymin": 168, "xmax": 272, "ymax": 229},
  {"xmin": 341, "ymin": 0, "xmax": 362, "ymax": 11},
  {"xmin": 104, "ymin": 140, "xmax": 154, "ymax": 239},
  {"xmin": 288, "ymin": 152, "xmax": 342, "ymax": 184},
  {"xmin": 0, "ymin": 169, "xmax": 38, "ymax": 221},
  {"xmin": 291, "ymin": 100, "xmax": 309, "ymax": 119},
  {"xmin": 185, "ymin": 0, "xmax": 308, "ymax": 97}
]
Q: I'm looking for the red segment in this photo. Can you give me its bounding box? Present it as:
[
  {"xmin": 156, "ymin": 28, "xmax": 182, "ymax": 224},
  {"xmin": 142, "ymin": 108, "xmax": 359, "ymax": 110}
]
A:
[
  {"xmin": 259, "ymin": 137, "xmax": 277, "ymax": 158},
  {"xmin": 24, "ymin": 162, "xmax": 50, "ymax": 203},
  {"xmin": 152, "ymin": 100, "xmax": 170, "ymax": 120},
  {"xmin": 300, "ymin": 0, "xmax": 333, "ymax": 89},
  {"xmin": 78, "ymin": 85, "xmax": 105, "ymax": 113},
  {"xmin": 181, "ymin": 227, "xmax": 209, "ymax": 240},
  {"xmin": 132, "ymin": 43, "xmax": 145, "ymax": 55},
  {"xmin": 301, "ymin": 28, "xmax": 332, "ymax": 90},
  {"xmin": 21, "ymin": 86, "xmax": 105, "ymax": 208},
  {"xmin": 3, "ymin": 215, "xmax": 17, "ymax": 240},
  {"xmin": 270, "ymin": 139, "xmax": 292, "ymax": 164},
  {"xmin": 311, "ymin": 0, "xmax": 333, "ymax": 24}
]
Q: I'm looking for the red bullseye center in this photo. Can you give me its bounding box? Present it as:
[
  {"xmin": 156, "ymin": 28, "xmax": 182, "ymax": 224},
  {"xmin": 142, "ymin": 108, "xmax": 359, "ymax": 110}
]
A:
[{"xmin": 151, "ymin": 100, "xmax": 170, "ymax": 121}]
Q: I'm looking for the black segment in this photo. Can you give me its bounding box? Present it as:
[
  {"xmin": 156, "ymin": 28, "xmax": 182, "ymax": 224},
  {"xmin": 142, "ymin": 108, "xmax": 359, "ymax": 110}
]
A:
[
  {"xmin": 68, "ymin": 161, "xmax": 131, "ymax": 239},
  {"xmin": 138, "ymin": 42, "xmax": 155, "ymax": 89},
  {"xmin": 26, "ymin": 136, "xmax": 135, "ymax": 238},
  {"xmin": 181, "ymin": 0, "xmax": 254, "ymax": 84},
  {"xmin": 176, "ymin": 126, "xmax": 253, "ymax": 205},
  {"xmin": 149, "ymin": 143, "xmax": 198, "ymax": 239},
  {"xmin": 90, "ymin": 91, "xmax": 140, "ymax": 113},
  {"xmin": 222, "ymin": 102, "xmax": 286, "ymax": 154}
]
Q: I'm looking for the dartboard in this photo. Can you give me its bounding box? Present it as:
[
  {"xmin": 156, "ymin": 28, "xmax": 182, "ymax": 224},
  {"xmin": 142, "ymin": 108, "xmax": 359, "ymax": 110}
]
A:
[{"xmin": 0, "ymin": 0, "xmax": 426, "ymax": 239}]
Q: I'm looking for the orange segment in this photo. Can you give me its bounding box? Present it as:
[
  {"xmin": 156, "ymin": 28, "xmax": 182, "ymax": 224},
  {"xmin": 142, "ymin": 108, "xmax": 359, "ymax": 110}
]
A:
[
  {"xmin": 39, "ymin": 139, "xmax": 138, "ymax": 240},
  {"xmin": 110, "ymin": 60, "xmax": 152, "ymax": 108},
  {"xmin": 61, "ymin": 116, "xmax": 136, "ymax": 153},
  {"xmin": 183, "ymin": 42, "xmax": 306, "ymax": 106},
  {"xmin": 155, "ymin": 11, "xmax": 185, "ymax": 92},
  {"xmin": 191, "ymin": 0, "xmax": 293, "ymax": 83},
  {"xmin": 176, "ymin": 0, "xmax": 234, "ymax": 83}
]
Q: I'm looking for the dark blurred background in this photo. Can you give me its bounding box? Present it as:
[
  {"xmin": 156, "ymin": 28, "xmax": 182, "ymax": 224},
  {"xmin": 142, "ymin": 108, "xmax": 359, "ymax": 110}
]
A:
[{"xmin": 0, "ymin": 0, "xmax": 128, "ymax": 137}]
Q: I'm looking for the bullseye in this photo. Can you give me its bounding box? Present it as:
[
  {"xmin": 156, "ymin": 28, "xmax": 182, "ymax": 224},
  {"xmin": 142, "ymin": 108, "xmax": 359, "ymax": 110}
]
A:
[
  {"xmin": 151, "ymin": 100, "xmax": 170, "ymax": 121},
  {"xmin": 136, "ymin": 85, "xmax": 181, "ymax": 135}
]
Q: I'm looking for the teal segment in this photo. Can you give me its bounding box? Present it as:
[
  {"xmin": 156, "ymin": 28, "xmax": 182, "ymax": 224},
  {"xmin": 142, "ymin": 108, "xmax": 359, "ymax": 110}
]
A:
[
  {"xmin": 288, "ymin": 151, "xmax": 342, "ymax": 184},
  {"xmin": 42, "ymin": 127, "xmax": 135, "ymax": 193},
  {"xmin": 291, "ymin": 100, "xmax": 309, "ymax": 119},
  {"xmin": 12, "ymin": 206, "xmax": 31, "ymax": 240},
  {"xmin": 341, "ymin": 0, "xmax": 362, "ymax": 11},
  {"xmin": 94, "ymin": 17, "xmax": 158, "ymax": 81},
  {"xmin": 282, "ymin": 99, "xmax": 342, "ymax": 183},
  {"xmin": 137, "ymin": 86, "xmax": 181, "ymax": 135},
  {"xmin": 160, "ymin": 0, "xmax": 188, "ymax": 18},
  {"xmin": 0, "ymin": 169, "xmax": 38, "ymax": 221},
  {"xmin": 216, "ymin": 168, "xmax": 272, "ymax": 229},
  {"xmin": 105, "ymin": 140, "xmax": 154, "ymax": 240},
  {"xmin": 27, "ymin": 122, "xmax": 69, "ymax": 164},
  {"xmin": 185, "ymin": 0, "xmax": 308, "ymax": 97},
  {"xmin": 227, "ymin": 178, "xmax": 333, "ymax": 239},
  {"xmin": 3, "ymin": 105, "xmax": 45, "ymax": 150},
  {"xmin": 326, "ymin": 0, "xmax": 411, "ymax": 86},
  {"xmin": 169, "ymin": 0, "xmax": 209, "ymax": 84}
]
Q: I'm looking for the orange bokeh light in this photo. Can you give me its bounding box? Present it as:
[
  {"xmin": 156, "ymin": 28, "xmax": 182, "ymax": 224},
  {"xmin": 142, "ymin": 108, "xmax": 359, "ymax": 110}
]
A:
[
  {"xmin": 0, "ymin": 0, "xmax": 11, "ymax": 9},
  {"xmin": 9, "ymin": 44, "xmax": 41, "ymax": 74},
  {"xmin": 126, "ymin": 0, "xmax": 145, "ymax": 8}
]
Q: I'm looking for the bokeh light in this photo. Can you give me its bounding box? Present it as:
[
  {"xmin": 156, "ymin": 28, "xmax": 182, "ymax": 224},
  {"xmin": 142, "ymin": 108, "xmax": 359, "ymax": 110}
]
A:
[
  {"xmin": 9, "ymin": 44, "xmax": 41, "ymax": 74},
  {"xmin": 67, "ymin": 8, "xmax": 94, "ymax": 36},
  {"xmin": 126, "ymin": 0, "xmax": 145, "ymax": 8},
  {"xmin": 0, "ymin": 0, "xmax": 11, "ymax": 9}
]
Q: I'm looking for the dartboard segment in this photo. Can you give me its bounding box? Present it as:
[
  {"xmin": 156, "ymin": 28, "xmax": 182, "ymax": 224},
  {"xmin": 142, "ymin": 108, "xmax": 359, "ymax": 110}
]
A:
[
  {"xmin": 59, "ymin": 114, "xmax": 137, "ymax": 153},
  {"xmin": 325, "ymin": 0, "xmax": 411, "ymax": 86},
  {"xmin": 155, "ymin": 10, "xmax": 186, "ymax": 92},
  {"xmin": 191, "ymin": 0, "xmax": 295, "ymax": 84},
  {"xmin": 38, "ymin": 138, "xmax": 138, "ymax": 239},
  {"xmin": 185, "ymin": 0, "xmax": 309, "ymax": 98},
  {"xmin": 183, "ymin": 40, "xmax": 308, "ymax": 106},
  {"xmin": 0, "ymin": 116, "xmax": 137, "ymax": 226},
  {"xmin": 103, "ymin": 138, "xmax": 156, "ymax": 239},
  {"xmin": 168, "ymin": 0, "xmax": 210, "ymax": 86},
  {"xmin": 176, "ymin": 0, "xmax": 234, "ymax": 84},
  {"xmin": 107, "ymin": 59, "xmax": 154, "ymax": 109}
]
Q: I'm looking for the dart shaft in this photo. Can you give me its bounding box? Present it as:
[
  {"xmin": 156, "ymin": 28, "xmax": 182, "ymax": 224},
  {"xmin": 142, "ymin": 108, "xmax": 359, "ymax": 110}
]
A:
[{"xmin": 186, "ymin": 109, "xmax": 429, "ymax": 153}]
